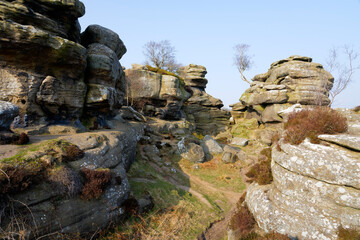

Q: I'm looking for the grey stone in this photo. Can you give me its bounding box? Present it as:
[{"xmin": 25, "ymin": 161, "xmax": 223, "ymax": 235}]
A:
[
  {"xmin": 246, "ymin": 134, "xmax": 360, "ymax": 240},
  {"xmin": 202, "ymin": 135, "xmax": 223, "ymax": 154},
  {"xmin": 0, "ymin": 101, "xmax": 19, "ymax": 130},
  {"xmin": 230, "ymin": 137, "xmax": 248, "ymax": 147},
  {"xmin": 81, "ymin": 24, "xmax": 127, "ymax": 60},
  {"xmin": 318, "ymin": 134, "xmax": 360, "ymax": 152}
]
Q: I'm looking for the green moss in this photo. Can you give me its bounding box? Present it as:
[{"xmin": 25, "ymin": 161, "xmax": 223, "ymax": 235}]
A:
[
  {"xmin": 253, "ymin": 105, "xmax": 265, "ymax": 114},
  {"xmin": 231, "ymin": 118, "xmax": 259, "ymax": 138},
  {"xmin": 146, "ymin": 65, "xmax": 181, "ymax": 79}
]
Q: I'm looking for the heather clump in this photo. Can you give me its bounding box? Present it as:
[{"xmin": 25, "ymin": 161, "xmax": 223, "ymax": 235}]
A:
[
  {"xmin": 81, "ymin": 168, "xmax": 112, "ymax": 200},
  {"xmin": 284, "ymin": 107, "xmax": 347, "ymax": 145}
]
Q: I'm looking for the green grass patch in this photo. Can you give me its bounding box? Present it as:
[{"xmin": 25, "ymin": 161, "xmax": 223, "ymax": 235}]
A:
[{"xmin": 180, "ymin": 157, "xmax": 246, "ymax": 193}]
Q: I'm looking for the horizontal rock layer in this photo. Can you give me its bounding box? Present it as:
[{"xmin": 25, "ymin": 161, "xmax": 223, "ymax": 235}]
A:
[{"xmin": 247, "ymin": 132, "xmax": 360, "ymax": 240}]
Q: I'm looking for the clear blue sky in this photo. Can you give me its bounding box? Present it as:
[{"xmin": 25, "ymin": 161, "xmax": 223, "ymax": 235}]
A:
[{"xmin": 79, "ymin": 0, "xmax": 360, "ymax": 109}]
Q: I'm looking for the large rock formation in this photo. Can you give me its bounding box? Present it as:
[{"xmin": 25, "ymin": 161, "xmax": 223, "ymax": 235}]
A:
[
  {"xmin": 0, "ymin": 1, "xmax": 127, "ymax": 125},
  {"xmin": 0, "ymin": 0, "xmax": 87, "ymax": 124},
  {"xmin": 124, "ymin": 65, "xmax": 191, "ymax": 120},
  {"xmin": 180, "ymin": 64, "xmax": 231, "ymax": 135},
  {"xmin": 246, "ymin": 122, "xmax": 360, "ymax": 239},
  {"xmin": 231, "ymin": 56, "xmax": 334, "ymax": 124}
]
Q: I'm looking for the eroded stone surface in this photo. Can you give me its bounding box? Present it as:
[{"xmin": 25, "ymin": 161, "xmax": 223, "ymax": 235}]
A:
[
  {"xmin": 246, "ymin": 134, "xmax": 360, "ymax": 240},
  {"xmin": 318, "ymin": 134, "xmax": 360, "ymax": 151}
]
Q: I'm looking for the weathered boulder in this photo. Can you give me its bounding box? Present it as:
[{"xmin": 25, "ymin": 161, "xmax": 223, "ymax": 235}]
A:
[
  {"xmin": 201, "ymin": 135, "xmax": 223, "ymax": 157},
  {"xmin": 0, "ymin": 101, "xmax": 19, "ymax": 130},
  {"xmin": 221, "ymin": 145, "xmax": 248, "ymax": 164},
  {"xmin": 85, "ymin": 43, "xmax": 123, "ymax": 87},
  {"xmin": 0, "ymin": 121, "xmax": 144, "ymax": 237},
  {"xmin": 180, "ymin": 65, "xmax": 230, "ymax": 135},
  {"xmin": 124, "ymin": 65, "xmax": 191, "ymax": 120},
  {"xmin": 231, "ymin": 56, "xmax": 334, "ymax": 124},
  {"xmin": 81, "ymin": 24, "xmax": 127, "ymax": 60},
  {"xmin": 178, "ymin": 138, "xmax": 206, "ymax": 163},
  {"xmin": 36, "ymin": 76, "xmax": 87, "ymax": 118},
  {"xmin": 246, "ymin": 135, "xmax": 360, "ymax": 240}
]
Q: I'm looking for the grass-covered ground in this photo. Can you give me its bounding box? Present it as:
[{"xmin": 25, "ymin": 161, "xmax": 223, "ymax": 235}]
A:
[{"xmin": 103, "ymin": 144, "xmax": 246, "ymax": 240}]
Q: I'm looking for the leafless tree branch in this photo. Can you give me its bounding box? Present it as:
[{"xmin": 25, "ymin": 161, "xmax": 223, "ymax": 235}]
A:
[
  {"xmin": 326, "ymin": 45, "xmax": 359, "ymax": 106},
  {"xmin": 143, "ymin": 40, "xmax": 181, "ymax": 73},
  {"xmin": 234, "ymin": 44, "xmax": 253, "ymax": 84}
]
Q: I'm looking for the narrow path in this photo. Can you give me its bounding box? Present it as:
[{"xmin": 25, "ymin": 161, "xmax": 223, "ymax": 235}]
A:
[{"xmin": 181, "ymin": 168, "xmax": 243, "ymax": 205}]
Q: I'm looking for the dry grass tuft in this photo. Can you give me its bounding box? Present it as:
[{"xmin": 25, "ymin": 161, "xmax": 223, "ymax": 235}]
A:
[
  {"xmin": 108, "ymin": 201, "xmax": 198, "ymax": 240},
  {"xmin": 284, "ymin": 107, "xmax": 347, "ymax": 145},
  {"xmin": 338, "ymin": 226, "xmax": 360, "ymax": 240},
  {"xmin": 81, "ymin": 168, "xmax": 111, "ymax": 200},
  {"xmin": 47, "ymin": 166, "xmax": 83, "ymax": 197}
]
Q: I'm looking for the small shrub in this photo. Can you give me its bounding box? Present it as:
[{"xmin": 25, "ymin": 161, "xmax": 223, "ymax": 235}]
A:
[
  {"xmin": 284, "ymin": 107, "xmax": 347, "ymax": 145},
  {"xmin": 15, "ymin": 132, "xmax": 29, "ymax": 145},
  {"xmin": 81, "ymin": 168, "xmax": 112, "ymax": 200},
  {"xmin": 338, "ymin": 226, "xmax": 360, "ymax": 240},
  {"xmin": 64, "ymin": 144, "xmax": 84, "ymax": 161},
  {"xmin": 122, "ymin": 197, "xmax": 139, "ymax": 215},
  {"xmin": 246, "ymin": 148, "xmax": 273, "ymax": 185},
  {"xmin": 271, "ymin": 133, "xmax": 281, "ymax": 151},
  {"xmin": 228, "ymin": 204, "xmax": 256, "ymax": 237}
]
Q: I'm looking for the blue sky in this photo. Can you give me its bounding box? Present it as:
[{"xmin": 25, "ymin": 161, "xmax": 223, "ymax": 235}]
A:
[{"xmin": 79, "ymin": 0, "xmax": 360, "ymax": 108}]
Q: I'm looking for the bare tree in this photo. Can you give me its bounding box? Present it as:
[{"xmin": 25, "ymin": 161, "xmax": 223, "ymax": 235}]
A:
[
  {"xmin": 143, "ymin": 40, "xmax": 181, "ymax": 72},
  {"xmin": 234, "ymin": 44, "xmax": 253, "ymax": 84},
  {"xmin": 326, "ymin": 45, "xmax": 359, "ymax": 106}
]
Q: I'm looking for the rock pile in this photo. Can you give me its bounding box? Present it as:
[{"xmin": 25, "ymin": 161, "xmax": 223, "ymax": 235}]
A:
[
  {"xmin": 246, "ymin": 118, "xmax": 360, "ymax": 239},
  {"xmin": 180, "ymin": 64, "xmax": 231, "ymax": 135},
  {"xmin": 231, "ymin": 56, "xmax": 334, "ymax": 124}
]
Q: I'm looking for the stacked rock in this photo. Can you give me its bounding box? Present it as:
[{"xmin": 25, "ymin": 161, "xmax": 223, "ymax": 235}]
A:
[
  {"xmin": 231, "ymin": 56, "xmax": 334, "ymax": 124},
  {"xmin": 180, "ymin": 64, "xmax": 231, "ymax": 135},
  {"xmin": 81, "ymin": 25, "xmax": 127, "ymax": 115},
  {"xmin": 179, "ymin": 64, "xmax": 208, "ymax": 89}
]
